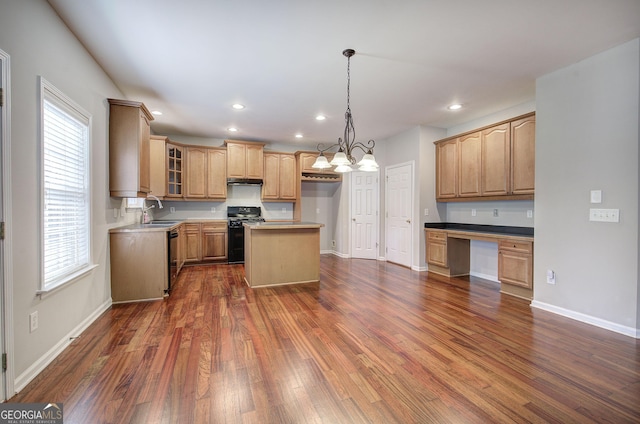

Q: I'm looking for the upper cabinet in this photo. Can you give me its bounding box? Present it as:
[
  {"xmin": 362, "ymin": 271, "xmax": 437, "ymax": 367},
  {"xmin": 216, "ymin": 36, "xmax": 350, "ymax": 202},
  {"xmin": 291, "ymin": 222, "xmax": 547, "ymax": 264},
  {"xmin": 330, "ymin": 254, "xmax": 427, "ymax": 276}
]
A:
[
  {"xmin": 481, "ymin": 123, "xmax": 510, "ymax": 196},
  {"xmin": 108, "ymin": 98, "xmax": 154, "ymax": 197},
  {"xmin": 166, "ymin": 142, "xmax": 184, "ymax": 198},
  {"xmin": 185, "ymin": 146, "xmax": 227, "ymax": 200},
  {"xmin": 225, "ymin": 140, "xmax": 265, "ymax": 180},
  {"xmin": 458, "ymin": 132, "xmax": 482, "ymax": 197},
  {"xmin": 149, "ymin": 135, "xmax": 167, "ymax": 198},
  {"xmin": 510, "ymin": 116, "xmax": 536, "ymax": 194},
  {"xmin": 262, "ymin": 152, "xmax": 296, "ymax": 201},
  {"xmin": 435, "ymin": 112, "xmax": 535, "ymax": 202},
  {"xmin": 435, "ymin": 139, "xmax": 457, "ymax": 199}
]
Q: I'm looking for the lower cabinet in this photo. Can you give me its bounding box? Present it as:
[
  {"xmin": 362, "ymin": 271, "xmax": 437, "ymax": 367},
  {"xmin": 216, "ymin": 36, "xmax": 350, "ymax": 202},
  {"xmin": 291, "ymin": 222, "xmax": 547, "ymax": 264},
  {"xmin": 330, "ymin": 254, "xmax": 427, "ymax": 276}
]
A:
[
  {"xmin": 184, "ymin": 221, "xmax": 228, "ymax": 263},
  {"xmin": 425, "ymin": 229, "xmax": 534, "ymax": 300},
  {"xmin": 201, "ymin": 222, "xmax": 228, "ymax": 260},
  {"xmin": 110, "ymin": 231, "xmax": 168, "ymax": 302},
  {"xmin": 498, "ymin": 240, "xmax": 533, "ymax": 288},
  {"xmin": 425, "ymin": 230, "xmax": 470, "ymax": 277}
]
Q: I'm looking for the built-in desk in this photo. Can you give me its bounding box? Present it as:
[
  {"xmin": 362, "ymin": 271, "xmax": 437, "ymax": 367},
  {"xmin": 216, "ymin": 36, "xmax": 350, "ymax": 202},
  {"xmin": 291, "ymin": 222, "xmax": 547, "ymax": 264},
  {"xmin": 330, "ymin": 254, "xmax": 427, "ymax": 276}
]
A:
[{"xmin": 424, "ymin": 223, "xmax": 534, "ymax": 300}]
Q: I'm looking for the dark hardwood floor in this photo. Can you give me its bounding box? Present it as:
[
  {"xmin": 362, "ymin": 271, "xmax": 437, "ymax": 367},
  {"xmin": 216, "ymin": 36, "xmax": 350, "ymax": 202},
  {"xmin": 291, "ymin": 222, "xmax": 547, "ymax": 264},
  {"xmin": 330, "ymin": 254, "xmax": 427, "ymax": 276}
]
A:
[{"xmin": 10, "ymin": 256, "xmax": 640, "ymax": 423}]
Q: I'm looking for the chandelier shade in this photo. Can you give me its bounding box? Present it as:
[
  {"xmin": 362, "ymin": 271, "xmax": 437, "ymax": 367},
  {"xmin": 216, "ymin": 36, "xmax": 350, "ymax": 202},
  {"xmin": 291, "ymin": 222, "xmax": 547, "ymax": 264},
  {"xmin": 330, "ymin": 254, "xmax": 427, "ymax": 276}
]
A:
[{"xmin": 313, "ymin": 49, "xmax": 379, "ymax": 173}]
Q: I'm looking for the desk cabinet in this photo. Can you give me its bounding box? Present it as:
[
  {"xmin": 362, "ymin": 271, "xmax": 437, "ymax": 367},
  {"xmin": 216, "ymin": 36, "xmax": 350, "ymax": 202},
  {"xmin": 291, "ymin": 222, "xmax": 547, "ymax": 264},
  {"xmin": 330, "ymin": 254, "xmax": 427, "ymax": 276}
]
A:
[
  {"xmin": 498, "ymin": 240, "xmax": 533, "ymax": 289},
  {"xmin": 425, "ymin": 228, "xmax": 533, "ymax": 299},
  {"xmin": 425, "ymin": 230, "xmax": 470, "ymax": 277}
]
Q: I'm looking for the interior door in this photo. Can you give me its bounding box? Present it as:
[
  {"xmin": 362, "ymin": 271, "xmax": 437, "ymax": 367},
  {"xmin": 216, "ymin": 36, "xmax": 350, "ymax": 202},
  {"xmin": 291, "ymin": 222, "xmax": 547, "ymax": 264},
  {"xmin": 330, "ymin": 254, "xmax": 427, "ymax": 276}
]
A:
[
  {"xmin": 385, "ymin": 162, "xmax": 413, "ymax": 267},
  {"xmin": 350, "ymin": 171, "xmax": 378, "ymax": 259}
]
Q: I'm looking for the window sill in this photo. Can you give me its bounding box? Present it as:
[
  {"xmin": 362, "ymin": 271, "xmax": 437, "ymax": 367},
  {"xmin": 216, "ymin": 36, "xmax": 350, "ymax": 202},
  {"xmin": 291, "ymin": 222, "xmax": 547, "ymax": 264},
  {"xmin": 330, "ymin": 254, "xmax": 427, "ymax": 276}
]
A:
[{"xmin": 37, "ymin": 264, "xmax": 99, "ymax": 299}]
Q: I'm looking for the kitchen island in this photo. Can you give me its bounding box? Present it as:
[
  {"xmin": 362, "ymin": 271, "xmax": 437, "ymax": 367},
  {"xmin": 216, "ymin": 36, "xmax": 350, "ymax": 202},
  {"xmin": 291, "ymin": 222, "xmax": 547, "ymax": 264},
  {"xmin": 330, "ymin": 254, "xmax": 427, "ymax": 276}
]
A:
[{"xmin": 243, "ymin": 221, "xmax": 324, "ymax": 287}]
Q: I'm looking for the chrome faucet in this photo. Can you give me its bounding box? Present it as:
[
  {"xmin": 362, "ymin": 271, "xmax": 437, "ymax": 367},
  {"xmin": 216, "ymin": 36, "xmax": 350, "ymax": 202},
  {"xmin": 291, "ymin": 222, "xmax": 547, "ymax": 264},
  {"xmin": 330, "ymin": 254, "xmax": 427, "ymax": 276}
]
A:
[
  {"xmin": 141, "ymin": 195, "xmax": 163, "ymax": 223},
  {"xmin": 146, "ymin": 194, "xmax": 163, "ymax": 209}
]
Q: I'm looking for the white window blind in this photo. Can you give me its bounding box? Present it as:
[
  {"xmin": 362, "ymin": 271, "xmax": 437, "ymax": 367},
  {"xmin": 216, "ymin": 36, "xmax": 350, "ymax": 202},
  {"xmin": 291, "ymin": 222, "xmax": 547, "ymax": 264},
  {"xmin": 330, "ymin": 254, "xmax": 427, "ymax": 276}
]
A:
[{"xmin": 40, "ymin": 78, "xmax": 92, "ymax": 291}]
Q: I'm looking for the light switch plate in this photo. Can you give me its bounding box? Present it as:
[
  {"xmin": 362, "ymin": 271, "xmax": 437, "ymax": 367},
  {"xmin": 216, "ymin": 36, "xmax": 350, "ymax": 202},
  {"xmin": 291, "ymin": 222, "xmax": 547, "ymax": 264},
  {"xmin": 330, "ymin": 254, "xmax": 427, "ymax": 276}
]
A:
[{"xmin": 590, "ymin": 190, "xmax": 602, "ymax": 204}]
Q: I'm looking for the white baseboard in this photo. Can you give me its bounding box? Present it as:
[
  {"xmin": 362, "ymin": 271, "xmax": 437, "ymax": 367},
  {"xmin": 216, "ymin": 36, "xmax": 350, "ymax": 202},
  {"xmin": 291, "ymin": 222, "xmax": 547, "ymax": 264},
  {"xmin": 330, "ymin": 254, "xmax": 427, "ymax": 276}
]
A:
[
  {"xmin": 469, "ymin": 272, "xmax": 499, "ymax": 283},
  {"xmin": 14, "ymin": 299, "xmax": 112, "ymax": 393},
  {"xmin": 531, "ymin": 300, "xmax": 639, "ymax": 339},
  {"xmin": 325, "ymin": 250, "xmax": 349, "ymax": 258},
  {"xmin": 413, "ymin": 265, "xmax": 427, "ymax": 271}
]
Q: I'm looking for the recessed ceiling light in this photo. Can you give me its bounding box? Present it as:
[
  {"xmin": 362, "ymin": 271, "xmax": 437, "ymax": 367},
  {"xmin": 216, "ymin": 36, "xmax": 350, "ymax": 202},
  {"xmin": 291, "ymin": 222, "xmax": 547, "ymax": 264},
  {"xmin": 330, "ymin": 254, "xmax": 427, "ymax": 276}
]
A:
[
  {"xmin": 151, "ymin": 110, "xmax": 163, "ymax": 116},
  {"xmin": 295, "ymin": 134, "xmax": 303, "ymax": 139},
  {"xmin": 227, "ymin": 127, "xmax": 238, "ymax": 132},
  {"xmin": 315, "ymin": 115, "xmax": 326, "ymax": 121},
  {"xmin": 232, "ymin": 104, "xmax": 245, "ymax": 110},
  {"xmin": 448, "ymin": 104, "xmax": 462, "ymax": 111}
]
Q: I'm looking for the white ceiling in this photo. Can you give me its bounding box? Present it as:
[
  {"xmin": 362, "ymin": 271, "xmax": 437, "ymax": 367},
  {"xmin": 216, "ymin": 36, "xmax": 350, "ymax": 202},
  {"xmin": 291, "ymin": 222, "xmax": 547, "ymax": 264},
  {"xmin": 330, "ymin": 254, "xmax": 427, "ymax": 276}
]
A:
[{"xmin": 48, "ymin": 0, "xmax": 640, "ymax": 147}]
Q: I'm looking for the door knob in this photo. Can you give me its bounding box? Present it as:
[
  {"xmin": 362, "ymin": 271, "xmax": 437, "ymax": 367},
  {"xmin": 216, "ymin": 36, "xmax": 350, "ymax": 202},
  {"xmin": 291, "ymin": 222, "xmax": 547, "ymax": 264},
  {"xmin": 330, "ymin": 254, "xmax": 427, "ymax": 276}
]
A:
[
  {"xmin": 352, "ymin": 218, "xmax": 356, "ymax": 222},
  {"xmin": 406, "ymin": 219, "xmax": 411, "ymax": 224}
]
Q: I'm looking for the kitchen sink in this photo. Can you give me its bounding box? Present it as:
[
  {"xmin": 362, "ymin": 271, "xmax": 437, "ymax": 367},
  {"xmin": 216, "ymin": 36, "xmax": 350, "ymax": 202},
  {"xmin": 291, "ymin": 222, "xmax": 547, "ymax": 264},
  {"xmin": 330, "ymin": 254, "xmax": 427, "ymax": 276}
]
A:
[{"xmin": 145, "ymin": 221, "xmax": 180, "ymax": 226}]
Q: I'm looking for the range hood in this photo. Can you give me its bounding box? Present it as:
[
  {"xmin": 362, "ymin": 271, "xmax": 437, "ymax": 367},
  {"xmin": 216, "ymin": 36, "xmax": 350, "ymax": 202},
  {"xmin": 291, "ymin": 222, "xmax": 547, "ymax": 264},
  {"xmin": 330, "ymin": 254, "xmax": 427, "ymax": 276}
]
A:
[{"xmin": 227, "ymin": 178, "xmax": 263, "ymax": 186}]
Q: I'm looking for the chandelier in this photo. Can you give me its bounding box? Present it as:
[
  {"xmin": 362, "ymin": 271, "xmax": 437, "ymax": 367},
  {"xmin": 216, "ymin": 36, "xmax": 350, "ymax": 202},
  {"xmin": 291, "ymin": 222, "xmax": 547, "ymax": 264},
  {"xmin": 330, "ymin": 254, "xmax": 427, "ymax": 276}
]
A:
[{"xmin": 312, "ymin": 49, "xmax": 379, "ymax": 173}]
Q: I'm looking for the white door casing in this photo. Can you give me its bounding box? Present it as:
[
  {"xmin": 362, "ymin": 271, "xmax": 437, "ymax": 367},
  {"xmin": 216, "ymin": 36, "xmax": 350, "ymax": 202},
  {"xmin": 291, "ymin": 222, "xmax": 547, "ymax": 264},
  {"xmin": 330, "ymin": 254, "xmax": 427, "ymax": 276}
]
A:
[
  {"xmin": 385, "ymin": 162, "xmax": 413, "ymax": 267},
  {"xmin": 350, "ymin": 171, "xmax": 379, "ymax": 259},
  {"xmin": 0, "ymin": 47, "xmax": 12, "ymax": 400}
]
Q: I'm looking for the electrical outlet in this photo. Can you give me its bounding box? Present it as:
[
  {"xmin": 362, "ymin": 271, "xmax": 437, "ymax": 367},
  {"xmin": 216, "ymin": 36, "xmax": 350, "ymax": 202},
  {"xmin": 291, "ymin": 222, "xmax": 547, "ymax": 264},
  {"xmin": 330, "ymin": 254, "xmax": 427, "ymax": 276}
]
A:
[
  {"xmin": 493, "ymin": 209, "xmax": 499, "ymax": 217},
  {"xmin": 471, "ymin": 209, "xmax": 476, "ymax": 217},
  {"xmin": 170, "ymin": 207, "xmax": 175, "ymax": 213},
  {"xmin": 331, "ymin": 240, "xmax": 336, "ymax": 247},
  {"xmin": 113, "ymin": 208, "xmax": 118, "ymax": 218},
  {"xmin": 30, "ymin": 311, "xmax": 38, "ymax": 332},
  {"xmin": 211, "ymin": 207, "xmax": 216, "ymax": 213},
  {"xmin": 527, "ymin": 210, "xmax": 533, "ymax": 218},
  {"xmin": 424, "ymin": 208, "xmax": 429, "ymax": 216},
  {"xmin": 316, "ymin": 208, "xmax": 320, "ymax": 214}
]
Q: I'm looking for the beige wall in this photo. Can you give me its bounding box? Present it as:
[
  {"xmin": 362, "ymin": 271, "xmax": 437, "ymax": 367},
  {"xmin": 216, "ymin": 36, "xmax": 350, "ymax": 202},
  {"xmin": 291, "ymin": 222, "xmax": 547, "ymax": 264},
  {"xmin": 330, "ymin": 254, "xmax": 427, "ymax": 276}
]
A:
[
  {"xmin": 533, "ymin": 38, "xmax": 639, "ymax": 334},
  {"xmin": 0, "ymin": 0, "xmax": 129, "ymax": 393}
]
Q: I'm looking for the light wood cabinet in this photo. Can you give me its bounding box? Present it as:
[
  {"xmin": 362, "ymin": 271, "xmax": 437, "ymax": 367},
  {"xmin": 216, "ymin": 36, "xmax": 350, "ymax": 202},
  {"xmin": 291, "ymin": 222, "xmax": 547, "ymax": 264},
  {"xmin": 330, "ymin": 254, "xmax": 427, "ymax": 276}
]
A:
[
  {"xmin": 183, "ymin": 221, "xmax": 228, "ymax": 263},
  {"xmin": 185, "ymin": 147, "xmax": 227, "ymax": 200},
  {"xmin": 201, "ymin": 222, "xmax": 227, "ymax": 260},
  {"xmin": 110, "ymin": 231, "xmax": 167, "ymax": 302},
  {"xmin": 425, "ymin": 230, "xmax": 470, "ymax": 276},
  {"xmin": 296, "ymin": 151, "xmax": 341, "ymax": 180},
  {"xmin": 225, "ymin": 140, "xmax": 265, "ymax": 179},
  {"xmin": 511, "ymin": 116, "xmax": 536, "ymax": 194},
  {"xmin": 166, "ymin": 143, "xmax": 184, "ymax": 198},
  {"xmin": 263, "ymin": 152, "xmax": 296, "ymax": 201},
  {"xmin": 184, "ymin": 223, "xmax": 201, "ymax": 263},
  {"xmin": 481, "ymin": 123, "xmax": 510, "ymax": 196},
  {"xmin": 498, "ymin": 239, "xmax": 533, "ymax": 289},
  {"xmin": 207, "ymin": 148, "xmax": 227, "ymax": 198},
  {"xmin": 185, "ymin": 147, "xmax": 207, "ymax": 198},
  {"xmin": 426, "ymin": 231, "xmax": 448, "ymax": 267},
  {"xmin": 435, "ymin": 139, "xmax": 458, "ymax": 199},
  {"xmin": 108, "ymin": 98, "xmax": 154, "ymax": 197},
  {"xmin": 149, "ymin": 135, "xmax": 167, "ymax": 197},
  {"xmin": 434, "ymin": 112, "xmax": 535, "ymax": 202},
  {"xmin": 458, "ymin": 132, "xmax": 482, "ymax": 197}
]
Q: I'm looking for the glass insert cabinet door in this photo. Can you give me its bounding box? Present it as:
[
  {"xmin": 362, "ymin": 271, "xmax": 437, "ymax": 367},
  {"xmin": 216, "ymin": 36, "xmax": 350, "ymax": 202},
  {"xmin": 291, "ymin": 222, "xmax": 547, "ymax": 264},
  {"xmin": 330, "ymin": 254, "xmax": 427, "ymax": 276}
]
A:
[{"xmin": 166, "ymin": 144, "xmax": 183, "ymax": 197}]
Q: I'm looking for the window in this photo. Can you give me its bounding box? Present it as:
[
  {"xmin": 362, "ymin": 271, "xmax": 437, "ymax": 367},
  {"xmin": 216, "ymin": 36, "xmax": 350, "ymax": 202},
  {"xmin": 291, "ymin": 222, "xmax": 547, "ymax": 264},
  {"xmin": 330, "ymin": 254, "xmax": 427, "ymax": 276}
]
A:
[{"xmin": 39, "ymin": 77, "xmax": 94, "ymax": 292}]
